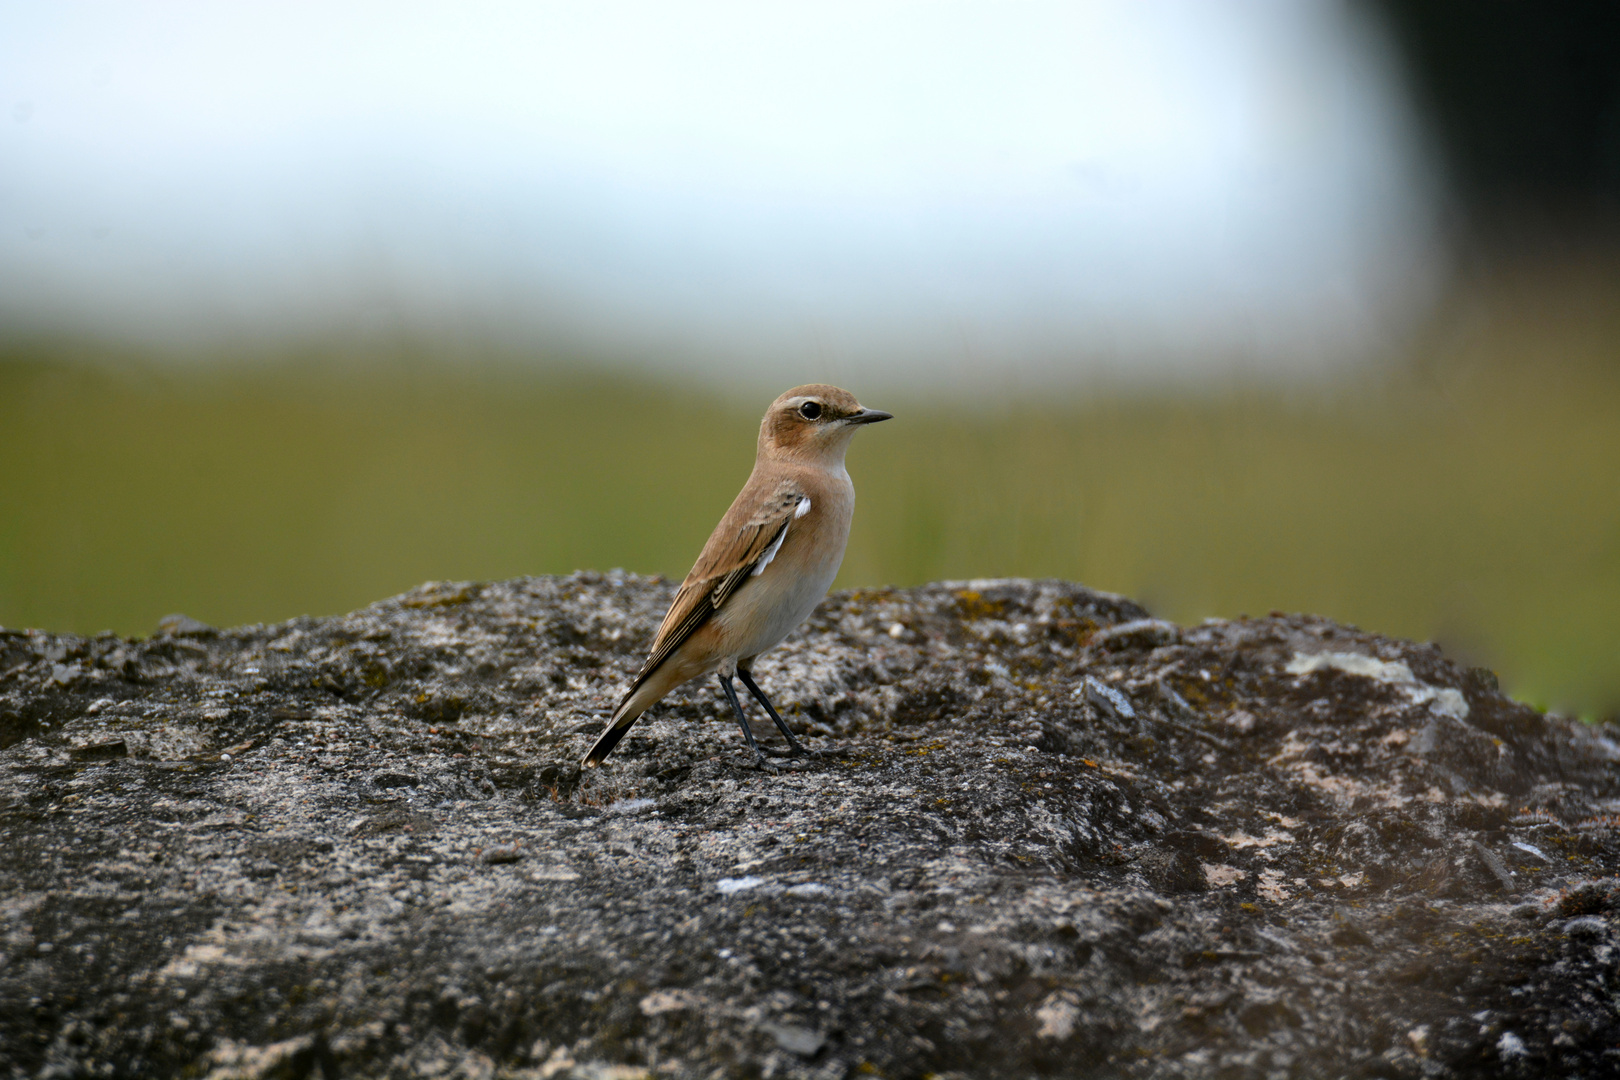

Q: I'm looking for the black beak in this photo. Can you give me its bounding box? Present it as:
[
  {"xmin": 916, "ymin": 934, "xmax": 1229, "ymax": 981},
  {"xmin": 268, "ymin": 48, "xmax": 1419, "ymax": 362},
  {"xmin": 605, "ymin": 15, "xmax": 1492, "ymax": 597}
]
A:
[{"xmin": 847, "ymin": 408, "xmax": 893, "ymax": 425}]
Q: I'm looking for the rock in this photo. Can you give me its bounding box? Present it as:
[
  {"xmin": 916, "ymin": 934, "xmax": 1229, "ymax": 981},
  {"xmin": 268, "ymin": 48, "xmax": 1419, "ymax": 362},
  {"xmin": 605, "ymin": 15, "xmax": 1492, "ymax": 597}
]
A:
[
  {"xmin": 3, "ymin": 574, "xmax": 1620, "ymax": 1078},
  {"xmin": 1089, "ymin": 618, "xmax": 1179, "ymax": 652},
  {"xmin": 761, "ymin": 1022, "xmax": 825, "ymax": 1058},
  {"xmin": 154, "ymin": 613, "xmax": 217, "ymax": 637},
  {"xmin": 1561, "ymin": 916, "xmax": 1609, "ymax": 940},
  {"xmin": 480, "ymin": 844, "xmax": 524, "ymax": 865}
]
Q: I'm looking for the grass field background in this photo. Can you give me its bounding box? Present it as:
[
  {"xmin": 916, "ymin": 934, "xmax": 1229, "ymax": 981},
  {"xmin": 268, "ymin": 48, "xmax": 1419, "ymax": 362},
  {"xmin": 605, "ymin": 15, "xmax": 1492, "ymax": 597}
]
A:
[{"xmin": 3, "ymin": 269, "xmax": 1617, "ymax": 717}]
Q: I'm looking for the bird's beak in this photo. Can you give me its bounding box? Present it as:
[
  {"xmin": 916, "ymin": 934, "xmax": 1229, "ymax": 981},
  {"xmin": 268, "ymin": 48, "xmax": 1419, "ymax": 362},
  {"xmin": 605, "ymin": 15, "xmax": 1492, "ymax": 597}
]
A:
[{"xmin": 846, "ymin": 408, "xmax": 893, "ymax": 425}]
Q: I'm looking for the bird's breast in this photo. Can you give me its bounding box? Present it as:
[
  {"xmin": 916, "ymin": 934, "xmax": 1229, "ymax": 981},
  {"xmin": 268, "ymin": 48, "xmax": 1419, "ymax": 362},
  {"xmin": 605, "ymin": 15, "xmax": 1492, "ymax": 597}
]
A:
[{"xmin": 714, "ymin": 477, "xmax": 852, "ymax": 659}]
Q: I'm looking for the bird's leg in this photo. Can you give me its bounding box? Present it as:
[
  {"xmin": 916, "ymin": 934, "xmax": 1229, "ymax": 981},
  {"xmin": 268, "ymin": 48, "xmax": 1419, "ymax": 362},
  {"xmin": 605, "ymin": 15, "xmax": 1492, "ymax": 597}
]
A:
[
  {"xmin": 736, "ymin": 669, "xmax": 816, "ymax": 758},
  {"xmin": 719, "ymin": 675, "xmax": 780, "ymax": 771}
]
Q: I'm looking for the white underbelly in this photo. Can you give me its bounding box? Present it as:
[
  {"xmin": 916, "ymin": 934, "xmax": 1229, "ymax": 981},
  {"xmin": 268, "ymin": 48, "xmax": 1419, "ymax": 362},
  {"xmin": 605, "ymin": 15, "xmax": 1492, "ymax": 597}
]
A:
[{"xmin": 715, "ymin": 546, "xmax": 843, "ymax": 660}]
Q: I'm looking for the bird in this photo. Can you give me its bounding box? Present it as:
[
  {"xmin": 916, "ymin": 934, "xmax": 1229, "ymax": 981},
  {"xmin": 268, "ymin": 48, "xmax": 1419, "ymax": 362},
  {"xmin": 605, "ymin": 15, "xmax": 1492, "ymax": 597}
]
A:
[{"xmin": 583, "ymin": 384, "xmax": 891, "ymax": 770}]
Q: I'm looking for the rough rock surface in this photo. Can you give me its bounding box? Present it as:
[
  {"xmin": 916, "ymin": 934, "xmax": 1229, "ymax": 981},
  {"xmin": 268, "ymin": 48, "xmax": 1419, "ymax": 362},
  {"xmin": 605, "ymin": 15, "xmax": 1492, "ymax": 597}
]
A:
[{"xmin": 4, "ymin": 575, "xmax": 1620, "ymax": 1079}]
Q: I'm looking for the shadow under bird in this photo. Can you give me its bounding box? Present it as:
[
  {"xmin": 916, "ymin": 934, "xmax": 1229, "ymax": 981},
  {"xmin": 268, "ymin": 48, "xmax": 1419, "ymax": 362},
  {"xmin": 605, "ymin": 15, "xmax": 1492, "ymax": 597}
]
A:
[{"xmin": 583, "ymin": 384, "xmax": 891, "ymax": 770}]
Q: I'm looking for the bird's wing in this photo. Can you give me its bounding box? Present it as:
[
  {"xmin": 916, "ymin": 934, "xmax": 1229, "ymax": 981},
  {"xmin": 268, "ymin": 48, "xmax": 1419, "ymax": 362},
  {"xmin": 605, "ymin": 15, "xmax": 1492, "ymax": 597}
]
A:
[{"xmin": 631, "ymin": 476, "xmax": 808, "ymax": 688}]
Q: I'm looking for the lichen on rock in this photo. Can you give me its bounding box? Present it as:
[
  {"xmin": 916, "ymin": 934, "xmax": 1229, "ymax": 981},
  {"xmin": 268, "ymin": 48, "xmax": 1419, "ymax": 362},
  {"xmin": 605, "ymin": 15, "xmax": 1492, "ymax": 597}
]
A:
[{"xmin": 2, "ymin": 575, "xmax": 1619, "ymax": 1078}]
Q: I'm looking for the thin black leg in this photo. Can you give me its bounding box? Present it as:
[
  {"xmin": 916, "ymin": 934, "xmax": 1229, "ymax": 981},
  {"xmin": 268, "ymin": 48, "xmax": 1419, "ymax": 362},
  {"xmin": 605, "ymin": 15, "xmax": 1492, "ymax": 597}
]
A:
[
  {"xmin": 719, "ymin": 675, "xmax": 778, "ymax": 771},
  {"xmin": 736, "ymin": 669, "xmax": 815, "ymax": 758}
]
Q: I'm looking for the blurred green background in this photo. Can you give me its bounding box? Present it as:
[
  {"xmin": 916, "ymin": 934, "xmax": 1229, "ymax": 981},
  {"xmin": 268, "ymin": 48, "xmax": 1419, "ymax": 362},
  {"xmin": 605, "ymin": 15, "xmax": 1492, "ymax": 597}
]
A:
[
  {"xmin": 4, "ymin": 262, "xmax": 1617, "ymax": 716},
  {"xmin": 4, "ymin": 3, "xmax": 1619, "ymax": 718}
]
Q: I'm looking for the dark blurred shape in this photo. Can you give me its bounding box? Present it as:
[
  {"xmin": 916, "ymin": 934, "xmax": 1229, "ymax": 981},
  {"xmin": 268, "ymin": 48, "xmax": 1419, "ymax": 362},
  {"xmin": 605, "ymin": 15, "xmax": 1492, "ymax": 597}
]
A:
[{"xmin": 1374, "ymin": 0, "xmax": 1620, "ymax": 240}]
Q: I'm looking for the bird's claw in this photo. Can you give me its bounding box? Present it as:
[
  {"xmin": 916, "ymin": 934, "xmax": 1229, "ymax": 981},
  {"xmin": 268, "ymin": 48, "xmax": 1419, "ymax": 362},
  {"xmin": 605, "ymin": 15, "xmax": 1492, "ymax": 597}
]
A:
[
  {"xmin": 758, "ymin": 742, "xmax": 822, "ymax": 760},
  {"xmin": 751, "ymin": 751, "xmax": 812, "ymax": 771}
]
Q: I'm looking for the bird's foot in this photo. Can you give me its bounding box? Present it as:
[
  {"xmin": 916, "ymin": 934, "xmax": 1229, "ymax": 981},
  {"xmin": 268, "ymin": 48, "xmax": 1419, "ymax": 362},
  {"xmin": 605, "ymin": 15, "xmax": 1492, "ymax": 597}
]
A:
[
  {"xmin": 758, "ymin": 744, "xmax": 823, "ymax": 759},
  {"xmin": 750, "ymin": 750, "xmax": 814, "ymax": 771},
  {"xmin": 760, "ymin": 731, "xmax": 821, "ymax": 758}
]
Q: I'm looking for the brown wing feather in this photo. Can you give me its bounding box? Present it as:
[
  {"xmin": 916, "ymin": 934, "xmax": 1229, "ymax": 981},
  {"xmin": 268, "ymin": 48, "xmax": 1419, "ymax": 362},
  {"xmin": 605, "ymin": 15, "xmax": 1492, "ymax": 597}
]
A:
[{"xmin": 625, "ymin": 475, "xmax": 805, "ymax": 695}]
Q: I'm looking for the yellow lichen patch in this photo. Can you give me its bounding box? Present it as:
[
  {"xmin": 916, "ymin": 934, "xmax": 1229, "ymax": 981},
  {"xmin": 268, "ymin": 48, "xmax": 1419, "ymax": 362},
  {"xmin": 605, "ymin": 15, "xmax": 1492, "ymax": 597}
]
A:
[
  {"xmin": 953, "ymin": 590, "xmax": 1010, "ymax": 621},
  {"xmin": 847, "ymin": 588, "xmax": 897, "ymax": 604},
  {"xmin": 905, "ymin": 741, "xmax": 948, "ymax": 757},
  {"xmin": 1051, "ymin": 617, "xmax": 1100, "ymax": 646},
  {"xmin": 400, "ymin": 583, "xmax": 476, "ymax": 608},
  {"xmin": 1171, "ymin": 675, "xmax": 1229, "ymax": 711}
]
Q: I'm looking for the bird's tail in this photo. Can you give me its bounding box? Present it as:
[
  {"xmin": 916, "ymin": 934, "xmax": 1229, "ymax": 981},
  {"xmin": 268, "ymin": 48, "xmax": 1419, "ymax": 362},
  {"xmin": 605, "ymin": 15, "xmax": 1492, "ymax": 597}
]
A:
[
  {"xmin": 581, "ymin": 672, "xmax": 669, "ymax": 766},
  {"xmin": 582, "ymin": 705, "xmax": 636, "ymax": 766}
]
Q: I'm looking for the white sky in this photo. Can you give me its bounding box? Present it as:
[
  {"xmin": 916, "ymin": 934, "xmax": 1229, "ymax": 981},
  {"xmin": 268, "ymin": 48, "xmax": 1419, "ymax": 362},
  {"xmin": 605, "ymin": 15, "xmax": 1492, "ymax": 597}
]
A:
[{"xmin": 0, "ymin": 1, "xmax": 1440, "ymax": 388}]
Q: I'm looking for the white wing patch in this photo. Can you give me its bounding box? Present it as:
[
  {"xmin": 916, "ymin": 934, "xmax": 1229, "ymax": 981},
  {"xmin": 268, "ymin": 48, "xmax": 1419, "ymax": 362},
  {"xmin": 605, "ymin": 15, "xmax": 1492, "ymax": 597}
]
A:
[
  {"xmin": 752, "ymin": 498, "xmax": 809, "ymax": 578},
  {"xmin": 751, "ymin": 522, "xmax": 790, "ymax": 577}
]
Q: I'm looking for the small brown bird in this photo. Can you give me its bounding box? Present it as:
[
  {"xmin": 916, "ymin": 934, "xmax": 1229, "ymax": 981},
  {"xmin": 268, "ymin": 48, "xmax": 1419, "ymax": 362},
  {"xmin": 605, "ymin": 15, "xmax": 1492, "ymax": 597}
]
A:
[{"xmin": 584, "ymin": 384, "xmax": 891, "ymax": 769}]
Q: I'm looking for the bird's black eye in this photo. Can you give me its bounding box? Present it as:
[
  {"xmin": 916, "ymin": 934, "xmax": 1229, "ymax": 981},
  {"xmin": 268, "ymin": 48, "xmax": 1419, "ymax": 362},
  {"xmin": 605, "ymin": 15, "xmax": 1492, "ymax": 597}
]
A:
[{"xmin": 799, "ymin": 401, "xmax": 823, "ymax": 421}]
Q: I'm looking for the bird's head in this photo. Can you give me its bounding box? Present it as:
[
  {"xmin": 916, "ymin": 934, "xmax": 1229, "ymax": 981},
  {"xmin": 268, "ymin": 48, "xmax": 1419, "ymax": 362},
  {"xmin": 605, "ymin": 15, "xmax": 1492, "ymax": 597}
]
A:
[{"xmin": 759, "ymin": 384, "xmax": 891, "ymax": 464}]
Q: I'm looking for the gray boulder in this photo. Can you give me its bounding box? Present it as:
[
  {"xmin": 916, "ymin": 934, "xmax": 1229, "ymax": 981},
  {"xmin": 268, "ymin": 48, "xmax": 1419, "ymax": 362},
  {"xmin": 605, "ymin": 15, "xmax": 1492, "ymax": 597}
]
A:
[{"xmin": 2, "ymin": 574, "xmax": 1619, "ymax": 1079}]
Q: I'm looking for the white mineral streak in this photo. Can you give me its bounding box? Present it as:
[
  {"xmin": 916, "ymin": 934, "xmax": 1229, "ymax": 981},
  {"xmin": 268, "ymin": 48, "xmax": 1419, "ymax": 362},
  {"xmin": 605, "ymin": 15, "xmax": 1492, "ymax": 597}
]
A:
[
  {"xmin": 1202, "ymin": 864, "xmax": 1247, "ymax": 888},
  {"xmin": 205, "ymin": 1036, "xmax": 318, "ymax": 1080},
  {"xmin": 1223, "ymin": 829, "xmax": 1295, "ymax": 850},
  {"xmin": 639, "ymin": 989, "xmax": 705, "ymax": 1016},
  {"xmin": 1034, "ymin": 992, "xmax": 1080, "ymax": 1040},
  {"xmin": 786, "ymin": 882, "xmax": 832, "ymax": 897},
  {"xmin": 1285, "ymin": 652, "xmax": 1469, "ymax": 720},
  {"xmin": 1257, "ymin": 869, "xmax": 1292, "ymax": 902}
]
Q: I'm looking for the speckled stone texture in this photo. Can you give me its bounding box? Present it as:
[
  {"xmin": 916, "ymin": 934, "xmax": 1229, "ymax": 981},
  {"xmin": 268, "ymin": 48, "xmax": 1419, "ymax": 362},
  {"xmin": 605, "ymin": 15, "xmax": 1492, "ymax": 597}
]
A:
[{"xmin": 3, "ymin": 575, "xmax": 1620, "ymax": 1079}]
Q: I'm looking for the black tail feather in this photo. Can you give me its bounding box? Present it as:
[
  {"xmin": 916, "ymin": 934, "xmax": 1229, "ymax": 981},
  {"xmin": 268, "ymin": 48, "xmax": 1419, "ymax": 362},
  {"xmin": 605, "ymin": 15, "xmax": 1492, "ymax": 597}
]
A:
[{"xmin": 583, "ymin": 713, "xmax": 635, "ymax": 765}]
